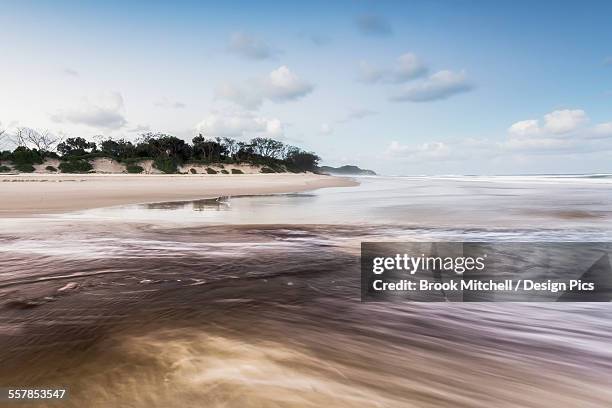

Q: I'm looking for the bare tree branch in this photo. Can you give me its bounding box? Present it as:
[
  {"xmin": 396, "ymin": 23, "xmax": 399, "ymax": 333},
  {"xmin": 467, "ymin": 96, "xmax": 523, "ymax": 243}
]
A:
[
  {"xmin": 13, "ymin": 127, "xmax": 60, "ymax": 151},
  {"xmin": 0, "ymin": 127, "xmax": 7, "ymax": 151}
]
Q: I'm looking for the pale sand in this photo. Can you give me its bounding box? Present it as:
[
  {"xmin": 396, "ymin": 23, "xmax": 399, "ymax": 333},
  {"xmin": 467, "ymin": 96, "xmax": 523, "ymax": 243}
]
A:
[
  {"xmin": 0, "ymin": 173, "xmax": 358, "ymax": 216},
  {"xmin": 27, "ymin": 158, "xmax": 275, "ymax": 174}
]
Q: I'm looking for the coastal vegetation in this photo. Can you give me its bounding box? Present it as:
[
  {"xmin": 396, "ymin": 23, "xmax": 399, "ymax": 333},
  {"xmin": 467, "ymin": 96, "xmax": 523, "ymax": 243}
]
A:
[
  {"xmin": 126, "ymin": 164, "xmax": 144, "ymax": 174},
  {"xmin": 0, "ymin": 128, "xmax": 321, "ymax": 174},
  {"xmin": 319, "ymin": 165, "xmax": 376, "ymax": 176}
]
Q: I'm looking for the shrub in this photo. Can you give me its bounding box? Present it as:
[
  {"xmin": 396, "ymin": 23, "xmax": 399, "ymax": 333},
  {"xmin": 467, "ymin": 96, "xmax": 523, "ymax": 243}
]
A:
[
  {"xmin": 11, "ymin": 146, "xmax": 44, "ymax": 166},
  {"xmin": 221, "ymin": 169, "xmax": 229, "ymax": 174},
  {"xmin": 14, "ymin": 163, "xmax": 35, "ymax": 173},
  {"xmin": 189, "ymin": 168, "xmax": 197, "ymax": 174},
  {"xmin": 59, "ymin": 159, "xmax": 93, "ymax": 173},
  {"xmin": 205, "ymin": 167, "xmax": 218, "ymax": 174},
  {"xmin": 260, "ymin": 167, "xmax": 275, "ymax": 173},
  {"xmin": 153, "ymin": 157, "xmax": 178, "ymax": 174},
  {"xmin": 0, "ymin": 165, "xmax": 11, "ymax": 172},
  {"xmin": 231, "ymin": 169, "xmax": 244, "ymax": 174},
  {"xmin": 45, "ymin": 165, "xmax": 58, "ymax": 172},
  {"xmin": 126, "ymin": 164, "xmax": 144, "ymax": 174}
]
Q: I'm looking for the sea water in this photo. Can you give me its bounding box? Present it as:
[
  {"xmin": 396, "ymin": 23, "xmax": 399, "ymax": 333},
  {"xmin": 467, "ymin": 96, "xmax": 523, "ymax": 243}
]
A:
[{"xmin": 1, "ymin": 175, "xmax": 611, "ymax": 407}]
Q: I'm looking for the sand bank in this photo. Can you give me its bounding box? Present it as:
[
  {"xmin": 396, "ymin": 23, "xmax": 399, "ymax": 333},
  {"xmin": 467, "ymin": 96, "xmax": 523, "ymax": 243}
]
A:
[{"xmin": 0, "ymin": 173, "xmax": 357, "ymax": 216}]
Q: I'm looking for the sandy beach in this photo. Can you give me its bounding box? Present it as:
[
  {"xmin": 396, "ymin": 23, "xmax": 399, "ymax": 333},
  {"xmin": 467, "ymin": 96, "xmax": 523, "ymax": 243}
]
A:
[
  {"xmin": 1, "ymin": 176, "xmax": 611, "ymax": 407},
  {"xmin": 0, "ymin": 173, "xmax": 357, "ymax": 216}
]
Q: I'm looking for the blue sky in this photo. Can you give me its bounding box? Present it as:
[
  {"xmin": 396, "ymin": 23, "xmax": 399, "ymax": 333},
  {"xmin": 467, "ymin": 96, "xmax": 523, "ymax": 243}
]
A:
[{"xmin": 1, "ymin": 0, "xmax": 611, "ymax": 174}]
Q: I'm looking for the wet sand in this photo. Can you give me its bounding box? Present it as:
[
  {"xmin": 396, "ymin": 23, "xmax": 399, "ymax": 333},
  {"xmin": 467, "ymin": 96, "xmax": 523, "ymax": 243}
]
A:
[
  {"xmin": 0, "ymin": 173, "xmax": 357, "ymax": 216},
  {"xmin": 1, "ymin": 177, "xmax": 611, "ymax": 407},
  {"xmin": 1, "ymin": 223, "xmax": 611, "ymax": 407}
]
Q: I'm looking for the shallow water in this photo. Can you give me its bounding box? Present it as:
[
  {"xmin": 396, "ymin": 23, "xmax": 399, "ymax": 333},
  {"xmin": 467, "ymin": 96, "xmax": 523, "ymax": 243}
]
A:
[
  {"xmin": 1, "ymin": 176, "xmax": 611, "ymax": 407},
  {"xmin": 53, "ymin": 175, "xmax": 612, "ymax": 230}
]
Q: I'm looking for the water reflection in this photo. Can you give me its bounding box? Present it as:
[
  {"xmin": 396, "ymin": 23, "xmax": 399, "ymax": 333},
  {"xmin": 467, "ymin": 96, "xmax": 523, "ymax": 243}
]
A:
[
  {"xmin": 144, "ymin": 197, "xmax": 231, "ymax": 211},
  {"xmin": 62, "ymin": 176, "xmax": 612, "ymax": 231}
]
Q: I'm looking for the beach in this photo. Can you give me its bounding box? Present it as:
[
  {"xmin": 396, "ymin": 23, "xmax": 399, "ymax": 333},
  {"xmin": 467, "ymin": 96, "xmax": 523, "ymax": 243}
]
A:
[
  {"xmin": 3, "ymin": 1, "xmax": 611, "ymax": 405},
  {"xmin": 0, "ymin": 173, "xmax": 357, "ymax": 216},
  {"xmin": 1, "ymin": 175, "xmax": 611, "ymax": 407}
]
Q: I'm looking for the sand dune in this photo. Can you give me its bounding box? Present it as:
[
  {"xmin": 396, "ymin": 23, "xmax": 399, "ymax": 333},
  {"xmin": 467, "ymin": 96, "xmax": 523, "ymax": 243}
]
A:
[{"xmin": 0, "ymin": 173, "xmax": 357, "ymax": 216}]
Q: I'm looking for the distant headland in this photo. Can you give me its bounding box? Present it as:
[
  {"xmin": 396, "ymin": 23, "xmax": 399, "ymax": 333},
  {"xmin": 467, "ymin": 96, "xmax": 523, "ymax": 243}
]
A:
[{"xmin": 318, "ymin": 165, "xmax": 376, "ymax": 176}]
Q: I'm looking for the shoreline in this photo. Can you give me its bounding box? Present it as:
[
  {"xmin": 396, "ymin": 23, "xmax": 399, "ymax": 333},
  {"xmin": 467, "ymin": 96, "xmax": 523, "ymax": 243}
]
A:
[{"xmin": 0, "ymin": 173, "xmax": 358, "ymax": 217}]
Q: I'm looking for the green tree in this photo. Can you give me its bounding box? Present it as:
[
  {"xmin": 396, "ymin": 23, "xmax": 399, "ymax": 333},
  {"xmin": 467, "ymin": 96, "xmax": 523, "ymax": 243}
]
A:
[
  {"xmin": 285, "ymin": 147, "xmax": 320, "ymax": 172},
  {"xmin": 192, "ymin": 135, "xmax": 227, "ymax": 162},
  {"xmin": 57, "ymin": 137, "xmax": 97, "ymax": 156},
  {"xmin": 250, "ymin": 137, "xmax": 285, "ymax": 159},
  {"xmin": 100, "ymin": 138, "xmax": 136, "ymax": 160},
  {"xmin": 137, "ymin": 133, "xmax": 192, "ymax": 162}
]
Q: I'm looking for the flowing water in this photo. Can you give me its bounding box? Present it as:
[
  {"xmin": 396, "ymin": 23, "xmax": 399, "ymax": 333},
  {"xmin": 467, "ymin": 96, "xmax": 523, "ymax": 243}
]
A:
[{"xmin": 1, "ymin": 176, "xmax": 612, "ymax": 407}]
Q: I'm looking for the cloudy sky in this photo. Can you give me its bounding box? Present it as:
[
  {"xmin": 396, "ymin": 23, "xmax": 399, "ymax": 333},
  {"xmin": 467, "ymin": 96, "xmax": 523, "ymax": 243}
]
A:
[{"xmin": 1, "ymin": 0, "xmax": 612, "ymax": 175}]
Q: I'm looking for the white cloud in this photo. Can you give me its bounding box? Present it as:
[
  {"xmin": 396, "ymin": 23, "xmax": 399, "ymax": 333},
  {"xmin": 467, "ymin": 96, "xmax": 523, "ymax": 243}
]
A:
[
  {"xmin": 591, "ymin": 122, "xmax": 612, "ymax": 138},
  {"xmin": 359, "ymin": 54, "xmax": 474, "ymax": 104},
  {"xmin": 508, "ymin": 109, "xmax": 589, "ymax": 141},
  {"xmin": 265, "ymin": 66, "xmax": 314, "ymax": 101},
  {"xmin": 228, "ymin": 32, "xmax": 278, "ymax": 60},
  {"xmin": 384, "ymin": 108, "xmax": 612, "ymax": 166},
  {"xmin": 543, "ymin": 109, "xmax": 588, "ymax": 134},
  {"xmin": 216, "ymin": 65, "xmax": 314, "ymax": 109},
  {"xmin": 395, "ymin": 53, "xmax": 428, "ymax": 82},
  {"xmin": 504, "ymin": 109, "xmax": 612, "ymax": 153},
  {"xmin": 50, "ymin": 92, "xmax": 127, "ymax": 129},
  {"xmin": 508, "ymin": 119, "xmax": 541, "ymax": 137},
  {"xmin": 390, "ymin": 70, "xmax": 473, "ymax": 102},
  {"xmin": 381, "ymin": 108, "xmax": 612, "ymax": 173},
  {"xmin": 359, "ymin": 53, "xmax": 428, "ymax": 83},
  {"xmin": 195, "ymin": 110, "xmax": 284, "ymax": 139}
]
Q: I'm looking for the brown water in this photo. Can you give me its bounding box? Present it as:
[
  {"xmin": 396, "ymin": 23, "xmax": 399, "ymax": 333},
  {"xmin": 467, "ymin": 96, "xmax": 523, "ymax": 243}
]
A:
[{"xmin": 1, "ymin": 176, "xmax": 612, "ymax": 407}]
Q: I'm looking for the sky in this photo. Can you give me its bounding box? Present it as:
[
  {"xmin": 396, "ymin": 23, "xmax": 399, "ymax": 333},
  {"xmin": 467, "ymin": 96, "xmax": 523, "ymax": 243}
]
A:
[{"xmin": 1, "ymin": 0, "xmax": 612, "ymax": 175}]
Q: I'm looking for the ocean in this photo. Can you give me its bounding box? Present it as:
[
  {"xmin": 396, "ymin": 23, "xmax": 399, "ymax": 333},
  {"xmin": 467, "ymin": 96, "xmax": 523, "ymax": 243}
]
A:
[{"xmin": 1, "ymin": 175, "xmax": 611, "ymax": 407}]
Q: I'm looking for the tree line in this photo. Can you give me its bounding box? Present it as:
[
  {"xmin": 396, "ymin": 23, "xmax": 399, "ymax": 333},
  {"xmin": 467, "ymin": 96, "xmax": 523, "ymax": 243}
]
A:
[{"xmin": 0, "ymin": 127, "xmax": 320, "ymax": 174}]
